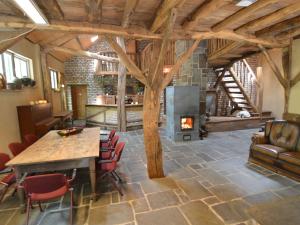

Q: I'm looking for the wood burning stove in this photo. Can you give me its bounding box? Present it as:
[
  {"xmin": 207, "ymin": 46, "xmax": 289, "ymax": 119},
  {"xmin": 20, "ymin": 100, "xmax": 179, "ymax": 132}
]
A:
[{"xmin": 180, "ymin": 116, "xmax": 194, "ymax": 131}]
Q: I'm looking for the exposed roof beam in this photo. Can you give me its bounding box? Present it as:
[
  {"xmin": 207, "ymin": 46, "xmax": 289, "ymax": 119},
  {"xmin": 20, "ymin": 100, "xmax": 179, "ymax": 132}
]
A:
[
  {"xmin": 256, "ymin": 16, "xmax": 300, "ymax": 37},
  {"xmin": 0, "ymin": 28, "xmax": 34, "ymax": 53},
  {"xmin": 0, "ymin": 0, "xmax": 25, "ymax": 17},
  {"xmin": 105, "ymin": 35, "xmax": 148, "ymax": 85},
  {"xmin": 37, "ymin": 33, "xmax": 66, "ymax": 45},
  {"xmin": 237, "ymin": 2, "xmax": 300, "ymax": 34},
  {"xmin": 76, "ymin": 37, "xmax": 84, "ymax": 50},
  {"xmin": 122, "ymin": 0, "xmax": 139, "ymax": 28},
  {"xmin": 0, "ymin": 21, "xmax": 283, "ymax": 47},
  {"xmin": 258, "ymin": 44, "xmax": 288, "ymax": 88},
  {"xmin": 150, "ymin": 0, "xmax": 183, "ymax": 33},
  {"xmin": 208, "ymin": 41, "xmax": 244, "ymax": 61},
  {"xmin": 85, "ymin": 0, "xmax": 103, "ymax": 23},
  {"xmin": 275, "ymin": 26, "xmax": 300, "ymax": 40},
  {"xmin": 45, "ymin": 45, "xmax": 120, "ymax": 62},
  {"xmin": 212, "ymin": 0, "xmax": 278, "ymax": 32},
  {"xmin": 291, "ymin": 72, "xmax": 300, "ymax": 87},
  {"xmin": 183, "ymin": 0, "xmax": 233, "ymax": 31},
  {"xmin": 41, "ymin": 0, "xmax": 64, "ymax": 20}
]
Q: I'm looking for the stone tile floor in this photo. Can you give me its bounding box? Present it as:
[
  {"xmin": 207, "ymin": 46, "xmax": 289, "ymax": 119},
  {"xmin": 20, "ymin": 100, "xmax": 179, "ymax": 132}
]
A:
[{"xmin": 1, "ymin": 128, "xmax": 300, "ymax": 225}]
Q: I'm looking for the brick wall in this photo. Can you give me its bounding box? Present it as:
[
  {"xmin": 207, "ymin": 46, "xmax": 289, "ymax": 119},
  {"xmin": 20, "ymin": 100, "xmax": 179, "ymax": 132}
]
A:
[{"xmin": 64, "ymin": 39, "xmax": 140, "ymax": 108}]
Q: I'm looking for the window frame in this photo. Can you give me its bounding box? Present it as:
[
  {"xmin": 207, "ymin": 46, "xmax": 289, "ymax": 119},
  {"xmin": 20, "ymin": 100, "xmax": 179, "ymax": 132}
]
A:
[
  {"xmin": 49, "ymin": 68, "xmax": 60, "ymax": 91},
  {"xmin": 0, "ymin": 50, "xmax": 33, "ymax": 83}
]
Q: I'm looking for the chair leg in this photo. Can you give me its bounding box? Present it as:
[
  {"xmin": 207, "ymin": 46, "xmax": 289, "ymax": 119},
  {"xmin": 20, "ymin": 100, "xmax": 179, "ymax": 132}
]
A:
[
  {"xmin": 0, "ymin": 186, "xmax": 8, "ymax": 203},
  {"xmin": 112, "ymin": 171, "xmax": 123, "ymax": 183},
  {"xmin": 108, "ymin": 173, "xmax": 123, "ymax": 196},
  {"xmin": 70, "ymin": 189, "xmax": 73, "ymax": 225},
  {"xmin": 26, "ymin": 198, "xmax": 31, "ymax": 225},
  {"xmin": 38, "ymin": 201, "xmax": 44, "ymax": 212}
]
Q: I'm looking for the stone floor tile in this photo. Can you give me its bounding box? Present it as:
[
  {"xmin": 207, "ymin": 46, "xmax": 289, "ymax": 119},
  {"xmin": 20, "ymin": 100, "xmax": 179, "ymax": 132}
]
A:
[
  {"xmin": 180, "ymin": 200, "xmax": 223, "ymax": 225},
  {"xmin": 169, "ymin": 167, "xmax": 198, "ymax": 180},
  {"xmin": 177, "ymin": 178, "xmax": 213, "ymax": 200},
  {"xmin": 136, "ymin": 207, "xmax": 189, "ymax": 225},
  {"xmin": 0, "ymin": 209, "xmax": 15, "ymax": 225},
  {"xmin": 119, "ymin": 183, "xmax": 144, "ymax": 202},
  {"xmin": 196, "ymin": 168, "xmax": 230, "ymax": 185},
  {"xmin": 132, "ymin": 198, "xmax": 149, "ymax": 213},
  {"xmin": 88, "ymin": 202, "xmax": 134, "ymax": 225},
  {"xmin": 243, "ymin": 191, "xmax": 280, "ymax": 206},
  {"xmin": 273, "ymin": 187, "xmax": 300, "ymax": 198},
  {"xmin": 203, "ymin": 196, "xmax": 220, "ymax": 205},
  {"xmin": 147, "ymin": 190, "xmax": 180, "ymax": 209},
  {"xmin": 209, "ymin": 183, "xmax": 247, "ymax": 201},
  {"xmin": 92, "ymin": 193, "xmax": 111, "ymax": 207},
  {"xmin": 197, "ymin": 153, "xmax": 215, "ymax": 162},
  {"xmin": 140, "ymin": 177, "xmax": 178, "ymax": 194},
  {"xmin": 212, "ymin": 199, "xmax": 251, "ymax": 224},
  {"xmin": 111, "ymin": 191, "xmax": 119, "ymax": 203}
]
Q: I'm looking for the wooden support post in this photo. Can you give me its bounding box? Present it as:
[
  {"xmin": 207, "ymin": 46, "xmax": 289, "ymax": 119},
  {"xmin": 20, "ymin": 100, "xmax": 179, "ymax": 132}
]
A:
[
  {"xmin": 283, "ymin": 42, "xmax": 292, "ymax": 113},
  {"xmin": 40, "ymin": 51, "xmax": 52, "ymax": 103},
  {"xmin": 256, "ymin": 67, "xmax": 264, "ymax": 117},
  {"xmin": 116, "ymin": 37, "xmax": 127, "ymax": 132}
]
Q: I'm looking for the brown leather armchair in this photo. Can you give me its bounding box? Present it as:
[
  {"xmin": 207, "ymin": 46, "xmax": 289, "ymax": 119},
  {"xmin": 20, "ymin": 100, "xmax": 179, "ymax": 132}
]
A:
[{"xmin": 249, "ymin": 120, "xmax": 300, "ymax": 180}]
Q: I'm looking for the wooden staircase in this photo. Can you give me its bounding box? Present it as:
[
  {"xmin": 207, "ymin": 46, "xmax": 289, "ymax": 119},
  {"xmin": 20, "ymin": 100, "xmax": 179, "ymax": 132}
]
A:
[{"xmin": 214, "ymin": 59, "xmax": 271, "ymax": 116}]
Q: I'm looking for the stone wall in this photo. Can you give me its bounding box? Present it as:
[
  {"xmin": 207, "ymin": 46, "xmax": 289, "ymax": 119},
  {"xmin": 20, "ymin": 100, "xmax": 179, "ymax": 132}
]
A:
[
  {"xmin": 174, "ymin": 40, "xmax": 217, "ymax": 114},
  {"xmin": 64, "ymin": 39, "xmax": 140, "ymax": 108}
]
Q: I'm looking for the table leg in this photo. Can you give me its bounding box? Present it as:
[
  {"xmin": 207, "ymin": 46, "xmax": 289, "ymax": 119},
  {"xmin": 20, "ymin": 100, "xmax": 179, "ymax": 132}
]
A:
[
  {"xmin": 89, "ymin": 158, "xmax": 97, "ymax": 201},
  {"xmin": 15, "ymin": 167, "xmax": 26, "ymax": 212}
]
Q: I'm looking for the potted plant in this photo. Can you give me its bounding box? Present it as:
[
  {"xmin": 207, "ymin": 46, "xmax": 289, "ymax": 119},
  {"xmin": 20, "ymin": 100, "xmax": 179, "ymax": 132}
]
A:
[{"xmin": 13, "ymin": 78, "xmax": 23, "ymax": 89}]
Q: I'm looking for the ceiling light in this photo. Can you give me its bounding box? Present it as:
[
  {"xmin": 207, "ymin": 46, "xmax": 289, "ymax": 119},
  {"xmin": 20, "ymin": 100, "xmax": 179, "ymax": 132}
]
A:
[
  {"xmin": 236, "ymin": 0, "xmax": 256, "ymax": 7},
  {"xmin": 91, "ymin": 35, "xmax": 99, "ymax": 42},
  {"xmin": 13, "ymin": 0, "xmax": 48, "ymax": 24}
]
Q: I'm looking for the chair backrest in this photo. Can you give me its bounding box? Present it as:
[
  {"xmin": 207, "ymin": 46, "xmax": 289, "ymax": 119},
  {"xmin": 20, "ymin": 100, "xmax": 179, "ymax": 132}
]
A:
[
  {"xmin": 109, "ymin": 135, "xmax": 119, "ymax": 148},
  {"xmin": 108, "ymin": 130, "xmax": 116, "ymax": 140},
  {"xmin": 23, "ymin": 173, "xmax": 67, "ymax": 195},
  {"xmin": 0, "ymin": 153, "xmax": 10, "ymax": 171},
  {"xmin": 24, "ymin": 134, "xmax": 38, "ymax": 146},
  {"xmin": 114, "ymin": 142, "xmax": 125, "ymax": 162},
  {"xmin": 8, "ymin": 142, "xmax": 27, "ymax": 157}
]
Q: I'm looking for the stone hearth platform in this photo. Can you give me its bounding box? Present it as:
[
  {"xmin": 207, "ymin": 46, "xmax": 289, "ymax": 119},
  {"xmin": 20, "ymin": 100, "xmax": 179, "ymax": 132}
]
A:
[{"xmin": 0, "ymin": 128, "xmax": 299, "ymax": 225}]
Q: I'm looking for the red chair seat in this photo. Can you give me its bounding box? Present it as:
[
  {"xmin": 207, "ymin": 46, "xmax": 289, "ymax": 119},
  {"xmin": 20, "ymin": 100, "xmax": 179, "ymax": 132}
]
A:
[
  {"xmin": 101, "ymin": 151, "xmax": 111, "ymax": 159},
  {"xmin": 30, "ymin": 185, "xmax": 68, "ymax": 201},
  {"xmin": 1, "ymin": 173, "xmax": 16, "ymax": 185}
]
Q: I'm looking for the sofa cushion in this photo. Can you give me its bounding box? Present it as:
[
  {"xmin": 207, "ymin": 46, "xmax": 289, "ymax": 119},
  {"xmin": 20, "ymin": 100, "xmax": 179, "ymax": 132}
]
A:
[
  {"xmin": 252, "ymin": 144, "xmax": 288, "ymax": 158},
  {"xmin": 269, "ymin": 122, "xmax": 299, "ymax": 151},
  {"xmin": 279, "ymin": 152, "xmax": 300, "ymax": 166}
]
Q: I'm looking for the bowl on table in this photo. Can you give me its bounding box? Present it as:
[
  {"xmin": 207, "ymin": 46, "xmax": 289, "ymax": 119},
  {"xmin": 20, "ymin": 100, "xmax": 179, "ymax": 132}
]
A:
[{"xmin": 57, "ymin": 127, "xmax": 84, "ymax": 137}]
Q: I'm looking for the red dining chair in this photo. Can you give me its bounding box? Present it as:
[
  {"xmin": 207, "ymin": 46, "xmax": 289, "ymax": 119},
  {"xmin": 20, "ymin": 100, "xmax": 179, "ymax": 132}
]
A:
[
  {"xmin": 20, "ymin": 169, "xmax": 76, "ymax": 225},
  {"xmin": 97, "ymin": 142, "xmax": 125, "ymax": 195},
  {"xmin": 0, "ymin": 153, "xmax": 16, "ymax": 203},
  {"xmin": 100, "ymin": 130, "xmax": 116, "ymax": 148},
  {"xmin": 8, "ymin": 142, "xmax": 27, "ymax": 157},
  {"xmin": 100, "ymin": 135, "xmax": 119, "ymax": 160},
  {"xmin": 24, "ymin": 134, "xmax": 38, "ymax": 146}
]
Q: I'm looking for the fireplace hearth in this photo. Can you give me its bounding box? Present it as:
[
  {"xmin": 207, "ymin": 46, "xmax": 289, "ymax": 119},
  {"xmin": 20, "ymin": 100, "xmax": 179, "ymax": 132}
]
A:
[
  {"xmin": 181, "ymin": 116, "xmax": 194, "ymax": 131},
  {"xmin": 166, "ymin": 86, "xmax": 200, "ymax": 141}
]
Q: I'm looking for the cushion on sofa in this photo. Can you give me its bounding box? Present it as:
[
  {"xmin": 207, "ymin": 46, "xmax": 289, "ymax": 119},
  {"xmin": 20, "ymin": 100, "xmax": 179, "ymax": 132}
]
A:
[
  {"xmin": 279, "ymin": 152, "xmax": 300, "ymax": 166},
  {"xmin": 269, "ymin": 122, "xmax": 299, "ymax": 151},
  {"xmin": 252, "ymin": 144, "xmax": 288, "ymax": 158}
]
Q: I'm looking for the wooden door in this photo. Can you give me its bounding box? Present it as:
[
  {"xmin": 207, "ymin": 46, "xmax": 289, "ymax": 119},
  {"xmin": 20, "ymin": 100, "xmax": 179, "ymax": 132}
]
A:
[{"xmin": 71, "ymin": 85, "xmax": 87, "ymax": 120}]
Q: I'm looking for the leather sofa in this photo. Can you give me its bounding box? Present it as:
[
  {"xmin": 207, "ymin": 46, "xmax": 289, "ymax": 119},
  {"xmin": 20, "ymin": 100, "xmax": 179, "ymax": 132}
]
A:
[{"xmin": 249, "ymin": 120, "xmax": 300, "ymax": 180}]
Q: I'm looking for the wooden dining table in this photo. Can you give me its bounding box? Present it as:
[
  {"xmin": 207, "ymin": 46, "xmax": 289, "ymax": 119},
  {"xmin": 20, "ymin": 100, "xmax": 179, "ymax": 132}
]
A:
[{"xmin": 6, "ymin": 127, "xmax": 100, "ymax": 209}]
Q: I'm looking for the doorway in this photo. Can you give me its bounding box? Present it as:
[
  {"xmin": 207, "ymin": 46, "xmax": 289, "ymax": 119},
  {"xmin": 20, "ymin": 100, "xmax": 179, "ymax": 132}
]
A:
[{"xmin": 70, "ymin": 85, "xmax": 87, "ymax": 120}]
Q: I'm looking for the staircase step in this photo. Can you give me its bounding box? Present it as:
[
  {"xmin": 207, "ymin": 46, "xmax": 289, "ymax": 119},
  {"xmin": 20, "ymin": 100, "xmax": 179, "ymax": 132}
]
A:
[
  {"xmin": 262, "ymin": 111, "xmax": 272, "ymax": 117},
  {"xmin": 222, "ymin": 77, "xmax": 234, "ymax": 82},
  {"xmin": 228, "ymin": 88, "xmax": 241, "ymax": 93},
  {"xmin": 230, "ymin": 93, "xmax": 244, "ymax": 98},
  {"xmin": 225, "ymin": 83, "xmax": 238, "ymax": 88},
  {"xmin": 237, "ymin": 104, "xmax": 252, "ymax": 109},
  {"xmin": 233, "ymin": 98, "xmax": 247, "ymax": 103}
]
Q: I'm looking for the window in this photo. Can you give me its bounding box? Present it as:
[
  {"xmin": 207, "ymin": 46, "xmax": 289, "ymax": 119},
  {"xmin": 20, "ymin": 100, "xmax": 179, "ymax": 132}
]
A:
[
  {"xmin": 0, "ymin": 50, "xmax": 32, "ymax": 83},
  {"xmin": 50, "ymin": 69, "xmax": 59, "ymax": 90}
]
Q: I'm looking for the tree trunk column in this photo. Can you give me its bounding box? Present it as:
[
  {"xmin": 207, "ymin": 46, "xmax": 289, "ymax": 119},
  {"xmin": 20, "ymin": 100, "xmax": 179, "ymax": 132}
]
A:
[{"xmin": 143, "ymin": 86, "xmax": 164, "ymax": 178}]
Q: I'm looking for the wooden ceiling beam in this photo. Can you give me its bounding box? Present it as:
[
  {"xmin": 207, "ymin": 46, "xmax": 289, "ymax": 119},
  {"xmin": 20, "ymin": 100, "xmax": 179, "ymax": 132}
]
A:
[
  {"xmin": 85, "ymin": 0, "xmax": 103, "ymax": 23},
  {"xmin": 45, "ymin": 45, "xmax": 119, "ymax": 62},
  {"xmin": 0, "ymin": 28, "xmax": 34, "ymax": 53},
  {"xmin": 150, "ymin": 0, "xmax": 183, "ymax": 33},
  {"xmin": 0, "ymin": 22, "xmax": 282, "ymax": 47},
  {"xmin": 237, "ymin": 2, "xmax": 300, "ymax": 35},
  {"xmin": 275, "ymin": 26, "xmax": 300, "ymax": 40},
  {"xmin": 122, "ymin": 0, "xmax": 139, "ymax": 28},
  {"xmin": 291, "ymin": 72, "xmax": 300, "ymax": 87},
  {"xmin": 256, "ymin": 16, "xmax": 300, "ymax": 37},
  {"xmin": 212, "ymin": 0, "xmax": 278, "ymax": 32},
  {"xmin": 208, "ymin": 41, "xmax": 244, "ymax": 61},
  {"xmin": 0, "ymin": 0, "xmax": 25, "ymax": 17},
  {"xmin": 76, "ymin": 37, "xmax": 85, "ymax": 50},
  {"xmin": 41, "ymin": 0, "xmax": 64, "ymax": 20},
  {"xmin": 183, "ymin": 0, "xmax": 233, "ymax": 31}
]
